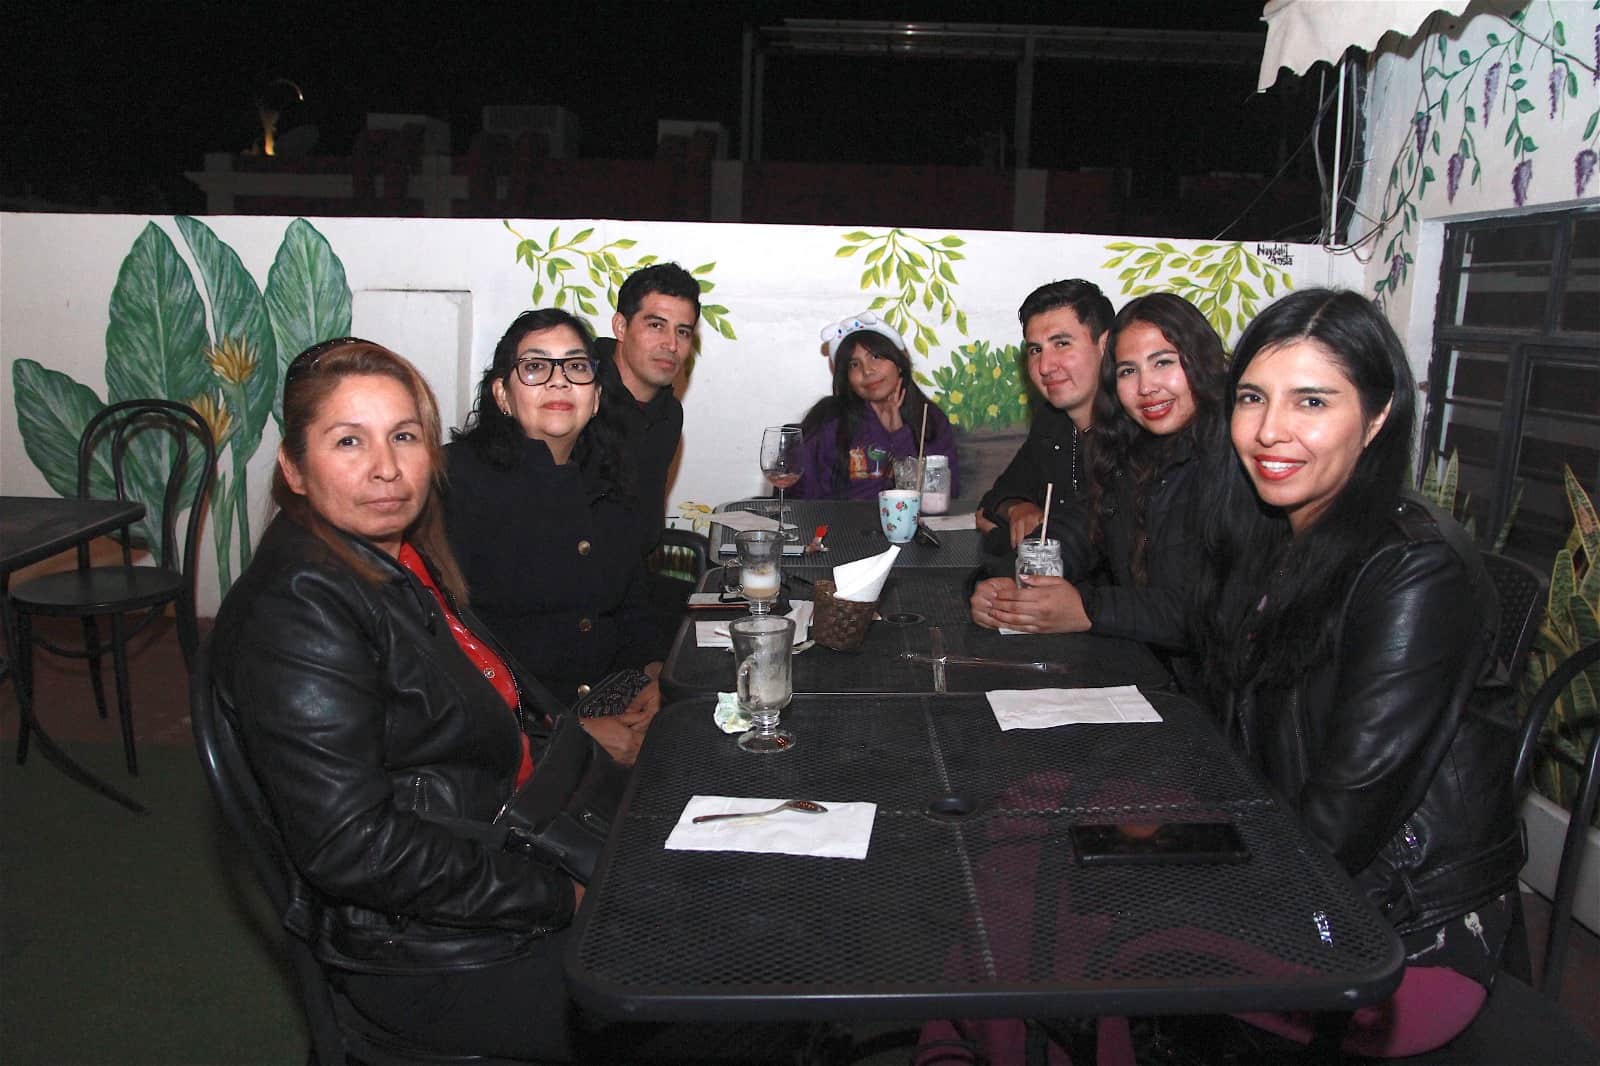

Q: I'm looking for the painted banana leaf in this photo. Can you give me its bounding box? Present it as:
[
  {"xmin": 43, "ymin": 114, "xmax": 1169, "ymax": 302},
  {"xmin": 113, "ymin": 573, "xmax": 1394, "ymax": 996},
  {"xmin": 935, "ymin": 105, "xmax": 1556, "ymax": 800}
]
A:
[
  {"xmin": 11, "ymin": 359, "xmax": 114, "ymax": 500},
  {"xmin": 264, "ymin": 219, "xmax": 352, "ymax": 428},
  {"xmin": 176, "ymin": 215, "xmax": 277, "ymax": 455}
]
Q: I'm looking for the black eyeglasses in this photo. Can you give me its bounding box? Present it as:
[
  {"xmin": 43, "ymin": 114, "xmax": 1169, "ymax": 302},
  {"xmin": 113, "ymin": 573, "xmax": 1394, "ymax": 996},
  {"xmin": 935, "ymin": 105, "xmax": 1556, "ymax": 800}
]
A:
[{"xmin": 514, "ymin": 357, "xmax": 597, "ymax": 387}]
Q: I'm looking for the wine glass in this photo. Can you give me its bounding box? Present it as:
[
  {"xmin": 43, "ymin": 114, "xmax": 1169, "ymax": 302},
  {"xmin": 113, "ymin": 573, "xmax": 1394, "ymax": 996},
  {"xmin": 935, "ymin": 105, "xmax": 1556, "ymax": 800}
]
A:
[{"xmin": 760, "ymin": 426, "xmax": 804, "ymax": 543}]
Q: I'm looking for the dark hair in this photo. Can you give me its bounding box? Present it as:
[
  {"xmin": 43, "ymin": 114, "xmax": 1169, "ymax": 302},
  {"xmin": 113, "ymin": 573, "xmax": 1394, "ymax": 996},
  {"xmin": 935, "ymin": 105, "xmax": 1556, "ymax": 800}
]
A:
[
  {"xmin": 1196, "ymin": 288, "xmax": 1416, "ymax": 691},
  {"xmin": 1086, "ymin": 293, "xmax": 1229, "ymax": 584},
  {"xmin": 616, "ymin": 262, "xmax": 701, "ymax": 321},
  {"xmin": 453, "ymin": 308, "xmax": 631, "ymax": 495},
  {"xmin": 273, "ymin": 338, "xmax": 467, "ymax": 600},
  {"xmin": 799, "ymin": 330, "xmax": 940, "ymax": 496},
  {"xmin": 1016, "ymin": 278, "xmax": 1114, "ymax": 341}
]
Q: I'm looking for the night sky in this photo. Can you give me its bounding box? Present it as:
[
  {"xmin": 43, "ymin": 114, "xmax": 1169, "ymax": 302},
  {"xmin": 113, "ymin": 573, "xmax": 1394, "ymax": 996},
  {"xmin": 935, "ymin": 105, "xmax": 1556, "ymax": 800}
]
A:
[{"xmin": 5, "ymin": 1, "xmax": 1295, "ymax": 213}]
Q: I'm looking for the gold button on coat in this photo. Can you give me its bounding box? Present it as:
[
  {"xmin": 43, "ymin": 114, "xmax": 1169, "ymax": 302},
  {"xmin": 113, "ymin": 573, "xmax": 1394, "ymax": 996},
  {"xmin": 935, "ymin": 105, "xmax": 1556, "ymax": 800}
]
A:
[
  {"xmin": 577, "ymin": 539, "xmax": 592, "ymax": 556},
  {"xmin": 578, "ymin": 617, "xmax": 593, "ymax": 633}
]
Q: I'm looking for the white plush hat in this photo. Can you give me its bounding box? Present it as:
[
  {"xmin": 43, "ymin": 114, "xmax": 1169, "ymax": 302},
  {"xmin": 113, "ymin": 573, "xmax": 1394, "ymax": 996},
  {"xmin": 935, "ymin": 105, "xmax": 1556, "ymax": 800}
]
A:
[{"xmin": 819, "ymin": 311, "xmax": 907, "ymax": 361}]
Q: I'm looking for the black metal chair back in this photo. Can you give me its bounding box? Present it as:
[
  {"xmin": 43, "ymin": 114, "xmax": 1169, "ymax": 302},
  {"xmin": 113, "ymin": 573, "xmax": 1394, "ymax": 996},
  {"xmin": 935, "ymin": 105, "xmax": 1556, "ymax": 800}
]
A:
[
  {"xmin": 649, "ymin": 527, "xmax": 710, "ymax": 584},
  {"xmin": 1511, "ymin": 639, "xmax": 1600, "ymax": 996},
  {"xmin": 1480, "ymin": 552, "xmax": 1548, "ymax": 686},
  {"xmin": 75, "ymin": 399, "xmax": 215, "ymax": 579}
]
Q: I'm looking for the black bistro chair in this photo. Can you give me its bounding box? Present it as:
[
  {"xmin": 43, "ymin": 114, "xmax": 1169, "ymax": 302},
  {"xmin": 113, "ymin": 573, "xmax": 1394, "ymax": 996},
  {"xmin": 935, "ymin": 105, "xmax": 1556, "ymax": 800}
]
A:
[
  {"xmin": 1480, "ymin": 551, "xmax": 1548, "ymax": 690},
  {"xmin": 190, "ymin": 644, "xmax": 540, "ymax": 1066},
  {"xmin": 10, "ymin": 399, "xmax": 214, "ymax": 775},
  {"xmin": 1389, "ymin": 640, "xmax": 1600, "ymax": 1065}
]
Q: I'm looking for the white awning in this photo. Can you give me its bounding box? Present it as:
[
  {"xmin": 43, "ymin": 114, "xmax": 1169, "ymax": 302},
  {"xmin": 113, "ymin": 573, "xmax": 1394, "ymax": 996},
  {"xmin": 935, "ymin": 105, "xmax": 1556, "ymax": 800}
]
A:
[{"xmin": 1258, "ymin": 0, "xmax": 1477, "ymax": 90}]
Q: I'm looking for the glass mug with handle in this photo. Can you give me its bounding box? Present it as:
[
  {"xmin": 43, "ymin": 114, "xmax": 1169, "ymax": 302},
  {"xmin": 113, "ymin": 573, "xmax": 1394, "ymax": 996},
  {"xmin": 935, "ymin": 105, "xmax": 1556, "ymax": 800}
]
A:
[
  {"xmin": 736, "ymin": 530, "xmax": 783, "ymax": 615},
  {"xmin": 731, "ymin": 615, "xmax": 796, "ymax": 753}
]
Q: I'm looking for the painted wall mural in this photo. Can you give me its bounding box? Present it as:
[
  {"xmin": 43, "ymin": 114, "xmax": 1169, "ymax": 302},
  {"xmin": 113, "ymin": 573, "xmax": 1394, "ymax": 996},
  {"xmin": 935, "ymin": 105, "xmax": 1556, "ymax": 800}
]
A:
[
  {"xmin": 1364, "ymin": 0, "xmax": 1599, "ymax": 305},
  {"xmin": 504, "ymin": 221, "xmax": 736, "ymax": 342},
  {"xmin": 11, "ymin": 217, "xmax": 351, "ymax": 594}
]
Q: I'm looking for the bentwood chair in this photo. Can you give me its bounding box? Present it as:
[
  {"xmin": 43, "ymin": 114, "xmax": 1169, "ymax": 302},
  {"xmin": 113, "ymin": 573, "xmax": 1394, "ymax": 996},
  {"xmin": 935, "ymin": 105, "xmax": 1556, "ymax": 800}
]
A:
[{"xmin": 11, "ymin": 399, "xmax": 214, "ymax": 775}]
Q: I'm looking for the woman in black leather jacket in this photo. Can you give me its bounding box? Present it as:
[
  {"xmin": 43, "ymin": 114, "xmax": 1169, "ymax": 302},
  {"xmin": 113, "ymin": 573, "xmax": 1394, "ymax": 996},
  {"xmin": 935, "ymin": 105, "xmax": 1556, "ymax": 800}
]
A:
[
  {"xmin": 970, "ymin": 293, "xmax": 1227, "ymax": 664},
  {"xmin": 1193, "ymin": 290, "xmax": 1521, "ymax": 1057},
  {"xmin": 211, "ymin": 339, "xmax": 592, "ymax": 1061}
]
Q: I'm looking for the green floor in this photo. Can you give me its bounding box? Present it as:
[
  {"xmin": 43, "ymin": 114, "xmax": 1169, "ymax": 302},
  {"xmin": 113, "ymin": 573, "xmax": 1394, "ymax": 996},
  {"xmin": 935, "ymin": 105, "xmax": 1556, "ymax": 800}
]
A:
[{"xmin": 2, "ymin": 740, "xmax": 306, "ymax": 1065}]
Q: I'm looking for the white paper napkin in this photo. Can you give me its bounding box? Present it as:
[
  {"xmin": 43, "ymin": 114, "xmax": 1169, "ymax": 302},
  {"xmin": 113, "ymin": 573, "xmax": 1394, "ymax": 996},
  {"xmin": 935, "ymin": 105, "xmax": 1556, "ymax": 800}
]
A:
[
  {"xmin": 833, "ymin": 545, "xmax": 900, "ymax": 602},
  {"xmin": 987, "ymin": 686, "xmax": 1163, "ymax": 731},
  {"xmin": 695, "ymin": 601, "xmax": 814, "ymax": 648},
  {"xmin": 707, "ymin": 511, "xmax": 783, "ymax": 532},
  {"xmin": 665, "ymin": 796, "xmax": 876, "ymax": 859}
]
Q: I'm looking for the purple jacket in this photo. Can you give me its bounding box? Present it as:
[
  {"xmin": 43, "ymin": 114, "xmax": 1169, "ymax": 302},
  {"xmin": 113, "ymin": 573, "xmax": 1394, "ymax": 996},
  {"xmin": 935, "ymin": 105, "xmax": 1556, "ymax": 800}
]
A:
[{"xmin": 792, "ymin": 404, "xmax": 960, "ymax": 501}]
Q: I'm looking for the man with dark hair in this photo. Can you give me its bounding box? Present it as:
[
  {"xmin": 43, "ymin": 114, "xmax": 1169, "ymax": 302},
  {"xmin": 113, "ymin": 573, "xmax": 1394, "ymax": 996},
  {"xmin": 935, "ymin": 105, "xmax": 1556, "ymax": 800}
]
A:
[
  {"xmin": 976, "ymin": 279, "xmax": 1113, "ymax": 561},
  {"xmin": 594, "ymin": 262, "xmax": 700, "ymax": 556}
]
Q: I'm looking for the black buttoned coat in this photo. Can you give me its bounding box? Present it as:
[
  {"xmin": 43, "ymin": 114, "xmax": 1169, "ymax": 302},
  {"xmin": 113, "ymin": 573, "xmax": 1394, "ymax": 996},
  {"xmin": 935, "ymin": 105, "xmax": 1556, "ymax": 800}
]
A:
[{"xmin": 444, "ymin": 436, "xmax": 669, "ymax": 705}]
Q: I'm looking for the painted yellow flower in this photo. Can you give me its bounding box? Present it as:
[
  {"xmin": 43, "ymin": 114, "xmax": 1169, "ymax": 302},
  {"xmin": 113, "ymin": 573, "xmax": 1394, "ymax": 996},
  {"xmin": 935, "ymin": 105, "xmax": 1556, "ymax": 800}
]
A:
[
  {"xmin": 949, "ymin": 412, "xmax": 961, "ymax": 426},
  {"xmin": 949, "ymin": 390, "xmax": 964, "ymax": 405},
  {"xmin": 191, "ymin": 392, "xmax": 233, "ymax": 445},
  {"xmin": 965, "ymin": 363, "xmax": 979, "ymax": 378},
  {"xmin": 206, "ymin": 336, "xmax": 258, "ymax": 387},
  {"xmin": 986, "ymin": 404, "xmax": 1000, "ymax": 419},
  {"xmin": 1018, "ymin": 393, "xmax": 1029, "ymax": 405},
  {"xmin": 991, "ymin": 366, "xmax": 1002, "ymax": 379}
]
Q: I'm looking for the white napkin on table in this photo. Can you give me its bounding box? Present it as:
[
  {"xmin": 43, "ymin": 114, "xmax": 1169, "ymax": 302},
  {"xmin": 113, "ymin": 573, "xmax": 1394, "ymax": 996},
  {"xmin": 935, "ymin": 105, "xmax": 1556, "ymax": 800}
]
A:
[
  {"xmin": 833, "ymin": 545, "xmax": 900, "ymax": 602},
  {"xmin": 987, "ymin": 685, "xmax": 1163, "ymax": 731},
  {"xmin": 707, "ymin": 511, "xmax": 782, "ymax": 532},
  {"xmin": 695, "ymin": 601, "xmax": 814, "ymax": 648},
  {"xmin": 665, "ymin": 796, "xmax": 876, "ymax": 859}
]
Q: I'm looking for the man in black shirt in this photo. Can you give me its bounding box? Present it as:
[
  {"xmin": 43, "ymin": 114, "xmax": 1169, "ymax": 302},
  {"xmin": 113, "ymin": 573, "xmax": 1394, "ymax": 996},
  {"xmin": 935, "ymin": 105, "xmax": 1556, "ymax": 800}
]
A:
[
  {"xmin": 974, "ymin": 279, "xmax": 1114, "ymax": 580},
  {"xmin": 593, "ymin": 263, "xmax": 699, "ymax": 557}
]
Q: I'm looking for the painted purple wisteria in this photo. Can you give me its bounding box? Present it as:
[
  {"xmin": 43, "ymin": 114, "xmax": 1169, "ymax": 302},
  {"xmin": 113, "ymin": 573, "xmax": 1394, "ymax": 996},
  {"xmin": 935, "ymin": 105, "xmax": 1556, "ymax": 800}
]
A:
[
  {"xmin": 1369, "ymin": 6, "xmax": 1594, "ymax": 306},
  {"xmin": 1512, "ymin": 159, "xmax": 1534, "ymax": 206}
]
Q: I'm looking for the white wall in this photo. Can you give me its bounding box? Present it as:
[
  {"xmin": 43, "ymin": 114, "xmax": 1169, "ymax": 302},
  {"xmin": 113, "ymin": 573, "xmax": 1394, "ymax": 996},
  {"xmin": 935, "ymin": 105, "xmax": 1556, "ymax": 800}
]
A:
[
  {"xmin": 2, "ymin": 212, "xmax": 1351, "ymax": 612},
  {"xmin": 1351, "ymin": 1, "xmax": 1599, "ymax": 359}
]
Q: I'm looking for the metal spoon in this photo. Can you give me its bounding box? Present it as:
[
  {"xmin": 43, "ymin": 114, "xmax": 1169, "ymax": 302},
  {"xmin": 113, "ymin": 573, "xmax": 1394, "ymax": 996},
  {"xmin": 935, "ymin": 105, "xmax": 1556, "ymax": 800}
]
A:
[{"xmin": 692, "ymin": 799, "xmax": 828, "ymax": 824}]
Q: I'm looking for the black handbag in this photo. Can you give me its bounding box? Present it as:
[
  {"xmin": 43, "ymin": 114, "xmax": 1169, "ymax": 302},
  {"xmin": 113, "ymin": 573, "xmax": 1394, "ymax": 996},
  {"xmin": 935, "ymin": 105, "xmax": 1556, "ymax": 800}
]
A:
[
  {"xmin": 569, "ymin": 667, "xmax": 653, "ymax": 717},
  {"xmin": 494, "ymin": 714, "xmax": 629, "ymax": 883}
]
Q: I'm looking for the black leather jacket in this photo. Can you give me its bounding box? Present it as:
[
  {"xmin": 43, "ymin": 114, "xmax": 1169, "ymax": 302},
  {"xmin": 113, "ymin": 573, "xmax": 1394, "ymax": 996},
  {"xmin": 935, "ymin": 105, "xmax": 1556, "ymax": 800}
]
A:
[
  {"xmin": 210, "ymin": 514, "xmax": 575, "ymax": 975},
  {"xmin": 1078, "ymin": 445, "xmax": 1205, "ymax": 652},
  {"xmin": 1220, "ymin": 499, "xmax": 1523, "ymax": 935}
]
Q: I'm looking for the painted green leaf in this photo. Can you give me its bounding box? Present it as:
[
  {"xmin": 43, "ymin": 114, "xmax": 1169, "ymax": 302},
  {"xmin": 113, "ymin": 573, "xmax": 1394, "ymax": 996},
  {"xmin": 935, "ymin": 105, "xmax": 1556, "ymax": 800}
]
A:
[
  {"xmin": 1567, "ymin": 71, "xmax": 1579, "ymax": 98},
  {"xmin": 263, "ymin": 219, "xmax": 353, "ymax": 426},
  {"xmin": 12, "ymin": 359, "xmax": 112, "ymax": 501},
  {"xmin": 1517, "ymin": 98, "xmax": 1534, "ymax": 113},
  {"xmin": 1553, "ymin": 21, "xmax": 1566, "ymax": 45},
  {"xmin": 176, "ymin": 216, "xmax": 276, "ymax": 453},
  {"xmin": 104, "ymin": 223, "xmax": 210, "ymax": 408},
  {"xmin": 842, "ymin": 231, "xmax": 873, "ymax": 242},
  {"xmin": 571, "ymin": 227, "xmax": 594, "ymax": 244},
  {"xmin": 835, "ymin": 245, "xmax": 860, "ymax": 258}
]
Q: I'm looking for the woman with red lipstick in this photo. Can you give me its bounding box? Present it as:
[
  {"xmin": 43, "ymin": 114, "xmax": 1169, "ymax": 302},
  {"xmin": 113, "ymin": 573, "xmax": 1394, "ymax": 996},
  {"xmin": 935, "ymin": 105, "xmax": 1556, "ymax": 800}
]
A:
[
  {"xmin": 445, "ymin": 309, "xmax": 668, "ymax": 767},
  {"xmin": 971, "ymin": 293, "xmax": 1225, "ymax": 662},
  {"xmin": 1184, "ymin": 289, "xmax": 1519, "ymax": 1058},
  {"xmin": 793, "ymin": 312, "xmax": 959, "ymax": 500}
]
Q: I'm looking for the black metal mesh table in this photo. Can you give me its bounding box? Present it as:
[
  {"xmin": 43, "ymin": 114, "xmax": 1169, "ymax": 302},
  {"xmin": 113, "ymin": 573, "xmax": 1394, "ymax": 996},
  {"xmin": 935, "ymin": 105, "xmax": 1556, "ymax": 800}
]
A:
[
  {"xmin": 662, "ymin": 568, "xmax": 1174, "ymax": 697},
  {"xmin": 712, "ymin": 499, "xmax": 983, "ymax": 570},
  {"xmin": 567, "ymin": 694, "xmax": 1405, "ymax": 1023}
]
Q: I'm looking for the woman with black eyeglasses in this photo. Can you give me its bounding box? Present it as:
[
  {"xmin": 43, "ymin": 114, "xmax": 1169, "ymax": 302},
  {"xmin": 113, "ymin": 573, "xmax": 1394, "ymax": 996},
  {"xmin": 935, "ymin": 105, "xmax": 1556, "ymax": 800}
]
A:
[{"xmin": 444, "ymin": 308, "xmax": 668, "ymax": 766}]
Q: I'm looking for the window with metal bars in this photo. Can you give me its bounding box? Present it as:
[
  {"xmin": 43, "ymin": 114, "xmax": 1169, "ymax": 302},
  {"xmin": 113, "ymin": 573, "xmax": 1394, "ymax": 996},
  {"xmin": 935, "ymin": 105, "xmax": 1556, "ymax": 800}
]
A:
[{"xmin": 1424, "ymin": 207, "xmax": 1599, "ymax": 566}]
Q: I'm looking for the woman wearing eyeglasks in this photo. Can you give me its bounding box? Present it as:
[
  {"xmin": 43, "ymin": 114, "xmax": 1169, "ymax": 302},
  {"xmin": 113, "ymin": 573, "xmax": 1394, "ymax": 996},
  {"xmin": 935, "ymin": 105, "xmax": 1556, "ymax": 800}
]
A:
[{"xmin": 444, "ymin": 309, "xmax": 669, "ymax": 766}]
